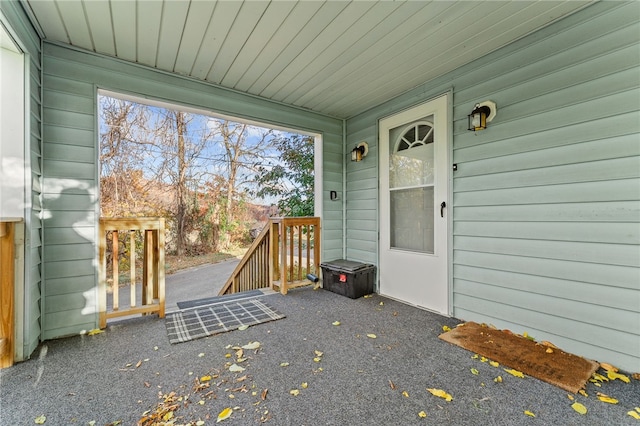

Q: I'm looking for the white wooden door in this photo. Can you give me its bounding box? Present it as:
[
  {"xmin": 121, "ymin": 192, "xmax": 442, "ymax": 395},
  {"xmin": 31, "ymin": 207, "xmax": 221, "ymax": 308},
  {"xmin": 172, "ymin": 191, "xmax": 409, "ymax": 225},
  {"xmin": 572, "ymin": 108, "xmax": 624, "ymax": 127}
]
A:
[{"xmin": 379, "ymin": 94, "xmax": 449, "ymax": 314}]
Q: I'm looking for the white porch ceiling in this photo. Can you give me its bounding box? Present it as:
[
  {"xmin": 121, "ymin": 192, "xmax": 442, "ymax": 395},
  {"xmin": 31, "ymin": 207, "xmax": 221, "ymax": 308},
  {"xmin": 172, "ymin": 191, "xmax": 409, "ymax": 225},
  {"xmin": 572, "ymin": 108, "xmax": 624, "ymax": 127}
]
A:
[{"xmin": 23, "ymin": 0, "xmax": 591, "ymax": 119}]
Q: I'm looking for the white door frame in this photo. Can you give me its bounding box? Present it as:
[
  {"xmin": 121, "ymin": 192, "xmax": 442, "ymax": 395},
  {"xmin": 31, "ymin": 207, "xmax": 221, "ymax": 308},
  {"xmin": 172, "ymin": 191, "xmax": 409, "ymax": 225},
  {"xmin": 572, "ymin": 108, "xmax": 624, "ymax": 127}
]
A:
[{"xmin": 377, "ymin": 92, "xmax": 452, "ymax": 315}]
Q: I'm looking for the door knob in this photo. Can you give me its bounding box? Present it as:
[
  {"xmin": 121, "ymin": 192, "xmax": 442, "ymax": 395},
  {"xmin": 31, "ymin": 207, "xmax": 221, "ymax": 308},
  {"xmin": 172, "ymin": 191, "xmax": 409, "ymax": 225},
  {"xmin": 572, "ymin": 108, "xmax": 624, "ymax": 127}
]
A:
[{"xmin": 440, "ymin": 201, "xmax": 446, "ymax": 218}]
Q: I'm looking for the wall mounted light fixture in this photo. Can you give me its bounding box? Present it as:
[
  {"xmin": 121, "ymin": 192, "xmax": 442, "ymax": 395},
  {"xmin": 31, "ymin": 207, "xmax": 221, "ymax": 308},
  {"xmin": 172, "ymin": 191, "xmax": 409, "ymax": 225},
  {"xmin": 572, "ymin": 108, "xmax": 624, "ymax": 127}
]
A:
[
  {"xmin": 468, "ymin": 101, "xmax": 497, "ymax": 131},
  {"xmin": 351, "ymin": 141, "xmax": 369, "ymax": 162}
]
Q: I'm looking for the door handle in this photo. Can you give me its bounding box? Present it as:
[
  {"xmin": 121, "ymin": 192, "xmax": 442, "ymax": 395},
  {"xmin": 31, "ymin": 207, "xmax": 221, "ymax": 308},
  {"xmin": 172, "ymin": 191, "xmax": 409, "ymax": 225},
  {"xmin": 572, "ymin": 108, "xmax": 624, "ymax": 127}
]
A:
[{"xmin": 440, "ymin": 201, "xmax": 446, "ymax": 218}]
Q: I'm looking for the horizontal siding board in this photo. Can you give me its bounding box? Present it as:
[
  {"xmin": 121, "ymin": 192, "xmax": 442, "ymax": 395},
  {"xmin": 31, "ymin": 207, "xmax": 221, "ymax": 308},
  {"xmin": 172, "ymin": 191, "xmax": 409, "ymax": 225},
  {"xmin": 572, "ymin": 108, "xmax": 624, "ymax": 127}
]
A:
[
  {"xmin": 42, "ymin": 108, "xmax": 94, "ymax": 130},
  {"xmin": 455, "ymin": 134, "xmax": 640, "ymax": 178},
  {"xmin": 43, "ymin": 89, "xmax": 94, "ymax": 114},
  {"xmin": 45, "ymin": 260, "xmax": 95, "ymax": 279},
  {"xmin": 45, "ymin": 126, "xmax": 95, "ymax": 147},
  {"xmin": 42, "ymin": 318, "xmax": 96, "ymax": 339},
  {"xmin": 454, "ymin": 236, "xmax": 640, "ymax": 268},
  {"xmin": 454, "ymin": 250, "xmax": 639, "ymax": 290},
  {"xmin": 454, "ymin": 178, "xmax": 640, "ymax": 206},
  {"xmin": 453, "ymin": 201, "xmax": 639, "ymax": 223},
  {"xmin": 44, "ymin": 276, "xmax": 96, "ymax": 297},
  {"xmin": 44, "ymin": 243, "xmax": 95, "ymax": 262},
  {"xmin": 454, "ymin": 157, "xmax": 640, "ymax": 192},
  {"xmin": 454, "ymin": 221, "xmax": 640, "ymax": 245},
  {"xmin": 42, "ymin": 159, "xmax": 95, "ymax": 179},
  {"xmin": 454, "ymin": 265, "xmax": 640, "ymax": 312},
  {"xmin": 43, "ymin": 143, "xmax": 95, "ymax": 163}
]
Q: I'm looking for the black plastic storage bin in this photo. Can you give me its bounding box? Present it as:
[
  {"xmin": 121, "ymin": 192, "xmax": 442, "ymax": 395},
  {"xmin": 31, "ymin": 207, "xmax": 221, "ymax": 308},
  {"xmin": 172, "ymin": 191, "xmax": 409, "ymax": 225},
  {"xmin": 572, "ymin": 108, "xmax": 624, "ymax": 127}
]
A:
[{"xmin": 320, "ymin": 259, "xmax": 376, "ymax": 299}]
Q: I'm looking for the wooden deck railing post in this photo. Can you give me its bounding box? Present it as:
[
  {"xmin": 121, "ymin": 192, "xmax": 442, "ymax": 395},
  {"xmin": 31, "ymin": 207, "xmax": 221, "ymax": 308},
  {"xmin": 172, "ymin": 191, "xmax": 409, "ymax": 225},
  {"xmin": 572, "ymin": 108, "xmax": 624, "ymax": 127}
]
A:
[{"xmin": 0, "ymin": 221, "xmax": 16, "ymax": 368}]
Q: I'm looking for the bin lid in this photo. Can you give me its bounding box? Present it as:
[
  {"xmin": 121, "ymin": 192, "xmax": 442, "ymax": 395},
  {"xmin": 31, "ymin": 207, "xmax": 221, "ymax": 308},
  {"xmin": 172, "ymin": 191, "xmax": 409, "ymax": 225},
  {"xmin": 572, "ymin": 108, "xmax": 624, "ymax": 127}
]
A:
[{"xmin": 320, "ymin": 259, "xmax": 372, "ymax": 273}]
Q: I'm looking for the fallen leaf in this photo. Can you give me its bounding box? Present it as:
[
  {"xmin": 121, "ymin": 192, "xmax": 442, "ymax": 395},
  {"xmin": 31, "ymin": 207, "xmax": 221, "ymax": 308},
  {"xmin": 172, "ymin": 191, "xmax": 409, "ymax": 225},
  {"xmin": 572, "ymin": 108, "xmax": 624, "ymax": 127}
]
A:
[
  {"xmin": 289, "ymin": 389, "xmax": 300, "ymax": 396},
  {"xmin": 442, "ymin": 325, "xmax": 451, "ymax": 332},
  {"xmin": 418, "ymin": 411, "xmax": 427, "ymax": 418},
  {"xmin": 402, "ymin": 391, "xmax": 409, "ymax": 397},
  {"xmin": 628, "ymin": 411, "xmax": 640, "ymax": 420},
  {"xmin": 135, "ymin": 360, "xmax": 142, "ymax": 368},
  {"xmin": 607, "ymin": 371, "xmax": 630, "ymax": 383},
  {"xmin": 238, "ymin": 325, "xmax": 249, "ymax": 331},
  {"xmin": 471, "ymin": 368, "xmax": 479, "ymax": 375},
  {"xmin": 504, "ymin": 368, "xmax": 525, "ymax": 378},
  {"xmin": 201, "ymin": 375, "xmax": 212, "ymax": 382},
  {"xmin": 541, "ymin": 340, "xmax": 557, "ymax": 349},
  {"xmin": 524, "ymin": 410, "xmax": 536, "ymax": 417},
  {"xmin": 236, "ymin": 375, "xmax": 247, "ymax": 382},
  {"xmin": 313, "ymin": 357, "xmax": 321, "ymax": 363},
  {"xmin": 367, "ymin": 334, "xmax": 377, "ymax": 339},
  {"xmin": 280, "ymin": 362, "xmax": 289, "ymax": 367},
  {"xmin": 379, "ymin": 301, "xmax": 384, "ymax": 306},
  {"xmin": 494, "ymin": 376, "xmax": 502, "ymax": 383},
  {"xmin": 592, "ymin": 373, "xmax": 608, "ymax": 382},
  {"xmin": 579, "ymin": 390, "xmax": 588, "ymax": 397},
  {"xmin": 217, "ymin": 407, "xmax": 233, "ymax": 423},
  {"xmin": 572, "ymin": 402, "xmax": 587, "ymax": 415},
  {"xmin": 229, "ymin": 364, "xmax": 245, "ymax": 373},
  {"xmin": 480, "ymin": 357, "xmax": 488, "ymax": 363},
  {"xmin": 301, "ymin": 382, "xmax": 308, "ymax": 389},
  {"xmin": 225, "ymin": 353, "xmax": 232, "ymax": 358},
  {"xmin": 597, "ymin": 393, "xmax": 618, "ymax": 404},
  {"xmin": 633, "ymin": 373, "xmax": 640, "ymax": 381},
  {"xmin": 546, "ymin": 348, "xmax": 554, "ymax": 354},
  {"xmin": 332, "ymin": 321, "xmax": 341, "ymax": 326},
  {"xmin": 489, "ymin": 361, "xmax": 499, "ymax": 368},
  {"xmin": 196, "ymin": 421, "xmax": 206, "ymax": 426},
  {"xmin": 242, "ymin": 342, "xmax": 261, "ymax": 350},
  {"xmin": 261, "ymin": 389, "xmax": 268, "ymax": 400},
  {"xmin": 389, "ymin": 380, "xmax": 396, "ymax": 390},
  {"xmin": 522, "ymin": 332, "xmax": 535, "ymax": 341},
  {"xmin": 472, "ymin": 354, "xmax": 479, "ymax": 359},
  {"xmin": 34, "ymin": 415, "xmax": 46, "ymax": 424},
  {"xmin": 87, "ymin": 329, "xmax": 103, "ymax": 336},
  {"xmin": 427, "ymin": 388, "xmax": 453, "ymax": 402},
  {"xmin": 600, "ymin": 362, "xmax": 618, "ymax": 372},
  {"xmin": 314, "ymin": 350, "xmax": 323, "ymax": 357},
  {"xmin": 567, "ymin": 394, "xmax": 574, "ymax": 401},
  {"xmin": 198, "ymin": 353, "xmax": 205, "ymax": 358}
]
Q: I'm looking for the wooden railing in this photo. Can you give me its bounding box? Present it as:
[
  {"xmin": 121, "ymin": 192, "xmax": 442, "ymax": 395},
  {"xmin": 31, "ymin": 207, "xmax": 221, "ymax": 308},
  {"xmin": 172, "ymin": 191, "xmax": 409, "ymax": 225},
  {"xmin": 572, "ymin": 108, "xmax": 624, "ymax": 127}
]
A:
[
  {"xmin": 220, "ymin": 217, "xmax": 321, "ymax": 296},
  {"xmin": 0, "ymin": 219, "xmax": 22, "ymax": 369},
  {"xmin": 98, "ymin": 218, "xmax": 165, "ymax": 328}
]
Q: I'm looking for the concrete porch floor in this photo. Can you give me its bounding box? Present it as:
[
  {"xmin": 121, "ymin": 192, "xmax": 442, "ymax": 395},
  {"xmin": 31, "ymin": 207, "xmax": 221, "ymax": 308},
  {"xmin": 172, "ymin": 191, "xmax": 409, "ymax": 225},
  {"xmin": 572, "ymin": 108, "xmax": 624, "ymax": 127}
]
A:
[{"xmin": 1, "ymin": 286, "xmax": 638, "ymax": 425}]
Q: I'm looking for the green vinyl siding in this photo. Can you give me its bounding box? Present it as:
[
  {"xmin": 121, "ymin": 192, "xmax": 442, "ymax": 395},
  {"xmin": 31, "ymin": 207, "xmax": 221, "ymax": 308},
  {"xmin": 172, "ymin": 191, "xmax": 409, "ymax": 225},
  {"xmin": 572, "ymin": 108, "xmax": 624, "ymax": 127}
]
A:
[
  {"xmin": 40, "ymin": 42, "xmax": 343, "ymax": 339},
  {"xmin": 0, "ymin": 0, "xmax": 43, "ymax": 360},
  {"xmin": 346, "ymin": 2, "xmax": 640, "ymax": 371}
]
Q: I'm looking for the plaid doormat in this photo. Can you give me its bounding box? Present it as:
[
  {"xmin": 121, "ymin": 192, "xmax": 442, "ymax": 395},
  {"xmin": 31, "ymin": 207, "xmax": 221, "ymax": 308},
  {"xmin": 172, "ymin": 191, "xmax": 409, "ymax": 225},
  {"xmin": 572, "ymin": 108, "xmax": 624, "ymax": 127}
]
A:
[{"xmin": 165, "ymin": 298, "xmax": 285, "ymax": 344}]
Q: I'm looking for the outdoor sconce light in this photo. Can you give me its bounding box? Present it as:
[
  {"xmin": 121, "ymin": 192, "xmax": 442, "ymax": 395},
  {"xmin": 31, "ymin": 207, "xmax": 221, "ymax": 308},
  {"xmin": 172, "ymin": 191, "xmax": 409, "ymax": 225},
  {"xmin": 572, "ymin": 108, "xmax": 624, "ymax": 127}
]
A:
[
  {"xmin": 468, "ymin": 100, "xmax": 497, "ymax": 131},
  {"xmin": 351, "ymin": 141, "xmax": 369, "ymax": 162}
]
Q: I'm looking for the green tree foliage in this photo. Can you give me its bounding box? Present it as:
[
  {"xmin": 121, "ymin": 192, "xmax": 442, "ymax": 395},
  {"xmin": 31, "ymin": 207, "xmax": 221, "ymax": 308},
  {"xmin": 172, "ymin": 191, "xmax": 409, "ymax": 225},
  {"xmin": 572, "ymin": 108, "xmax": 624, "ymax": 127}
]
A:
[{"xmin": 254, "ymin": 134, "xmax": 314, "ymax": 217}]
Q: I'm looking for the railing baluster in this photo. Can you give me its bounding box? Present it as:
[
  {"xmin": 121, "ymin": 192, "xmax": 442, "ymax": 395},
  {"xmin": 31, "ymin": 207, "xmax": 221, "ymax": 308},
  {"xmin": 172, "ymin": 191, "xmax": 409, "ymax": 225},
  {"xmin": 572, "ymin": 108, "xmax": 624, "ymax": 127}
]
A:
[
  {"xmin": 129, "ymin": 231, "xmax": 136, "ymax": 307},
  {"xmin": 112, "ymin": 230, "xmax": 119, "ymax": 311}
]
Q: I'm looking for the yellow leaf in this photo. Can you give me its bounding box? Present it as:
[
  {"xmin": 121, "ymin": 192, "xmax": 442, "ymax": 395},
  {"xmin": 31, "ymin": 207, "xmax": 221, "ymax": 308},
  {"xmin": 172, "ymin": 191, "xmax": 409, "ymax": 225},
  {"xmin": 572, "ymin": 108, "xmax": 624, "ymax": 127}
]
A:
[
  {"xmin": 471, "ymin": 368, "xmax": 479, "ymax": 375},
  {"xmin": 238, "ymin": 325, "xmax": 249, "ymax": 331},
  {"xmin": 313, "ymin": 357, "xmax": 322, "ymax": 362},
  {"xmin": 579, "ymin": 390, "xmax": 588, "ymax": 397},
  {"xmin": 592, "ymin": 373, "xmax": 608, "ymax": 382},
  {"xmin": 367, "ymin": 334, "xmax": 377, "ymax": 339},
  {"xmin": 472, "ymin": 354, "xmax": 479, "ymax": 359},
  {"xmin": 196, "ymin": 421, "xmax": 206, "ymax": 426},
  {"xmin": 597, "ymin": 393, "xmax": 619, "ymax": 404},
  {"xmin": 34, "ymin": 415, "xmax": 46, "ymax": 424},
  {"xmin": 87, "ymin": 329, "xmax": 103, "ymax": 336},
  {"xmin": 332, "ymin": 321, "xmax": 341, "ymax": 326},
  {"xmin": 402, "ymin": 391, "xmax": 409, "ymax": 398},
  {"xmin": 229, "ymin": 364, "xmax": 245, "ymax": 373},
  {"xmin": 480, "ymin": 357, "xmax": 488, "ymax": 363},
  {"xmin": 163, "ymin": 411, "xmax": 174, "ymax": 421},
  {"xmin": 216, "ymin": 407, "xmax": 233, "ymax": 423},
  {"xmin": 379, "ymin": 301, "xmax": 384, "ymax": 306},
  {"xmin": 301, "ymin": 382, "xmax": 308, "ymax": 389},
  {"xmin": 567, "ymin": 394, "xmax": 574, "ymax": 401},
  {"xmin": 418, "ymin": 411, "xmax": 427, "ymax": 418},
  {"xmin": 572, "ymin": 402, "xmax": 587, "ymax": 415},
  {"xmin": 522, "ymin": 332, "xmax": 535, "ymax": 341},
  {"xmin": 546, "ymin": 348, "xmax": 554, "ymax": 354},
  {"xmin": 600, "ymin": 362, "xmax": 618, "ymax": 372},
  {"xmin": 242, "ymin": 341, "xmax": 260, "ymax": 350},
  {"xmin": 314, "ymin": 350, "xmax": 323, "ymax": 357},
  {"xmin": 290, "ymin": 389, "xmax": 300, "ymax": 396},
  {"xmin": 524, "ymin": 410, "xmax": 536, "ymax": 417},
  {"xmin": 201, "ymin": 375, "xmax": 212, "ymax": 382},
  {"xmin": 607, "ymin": 371, "xmax": 630, "ymax": 383},
  {"xmin": 427, "ymin": 388, "xmax": 453, "ymax": 402},
  {"xmin": 504, "ymin": 368, "xmax": 525, "ymax": 378},
  {"xmin": 198, "ymin": 353, "xmax": 205, "ymax": 358},
  {"xmin": 494, "ymin": 376, "xmax": 502, "ymax": 383},
  {"xmin": 636, "ymin": 407, "xmax": 640, "ymax": 413},
  {"xmin": 628, "ymin": 411, "xmax": 640, "ymax": 420},
  {"xmin": 280, "ymin": 362, "xmax": 289, "ymax": 367},
  {"xmin": 442, "ymin": 325, "xmax": 451, "ymax": 332},
  {"xmin": 489, "ymin": 361, "xmax": 499, "ymax": 368}
]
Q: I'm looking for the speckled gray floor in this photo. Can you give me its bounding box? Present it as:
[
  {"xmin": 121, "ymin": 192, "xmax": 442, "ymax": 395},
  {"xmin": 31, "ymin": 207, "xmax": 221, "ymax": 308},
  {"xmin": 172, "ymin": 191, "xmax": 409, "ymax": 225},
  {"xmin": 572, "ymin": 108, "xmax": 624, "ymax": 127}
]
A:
[{"xmin": 1, "ymin": 287, "xmax": 638, "ymax": 425}]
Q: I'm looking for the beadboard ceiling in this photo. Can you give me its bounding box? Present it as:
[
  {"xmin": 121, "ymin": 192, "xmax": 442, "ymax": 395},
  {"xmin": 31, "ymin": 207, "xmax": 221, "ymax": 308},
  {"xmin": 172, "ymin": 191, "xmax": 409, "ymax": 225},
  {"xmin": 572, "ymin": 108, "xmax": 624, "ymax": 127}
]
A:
[{"xmin": 23, "ymin": 0, "xmax": 591, "ymax": 119}]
